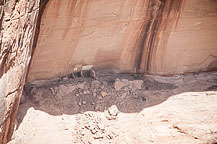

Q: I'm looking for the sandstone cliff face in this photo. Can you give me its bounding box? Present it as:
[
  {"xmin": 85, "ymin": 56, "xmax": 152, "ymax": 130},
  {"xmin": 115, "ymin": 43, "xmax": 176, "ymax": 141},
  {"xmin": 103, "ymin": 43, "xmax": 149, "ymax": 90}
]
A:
[
  {"xmin": 0, "ymin": 0, "xmax": 42, "ymax": 143},
  {"xmin": 27, "ymin": 0, "xmax": 217, "ymax": 81},
  {"xmin": 153, "ymin": 0, "xmax": 217, "ymax": 74}
]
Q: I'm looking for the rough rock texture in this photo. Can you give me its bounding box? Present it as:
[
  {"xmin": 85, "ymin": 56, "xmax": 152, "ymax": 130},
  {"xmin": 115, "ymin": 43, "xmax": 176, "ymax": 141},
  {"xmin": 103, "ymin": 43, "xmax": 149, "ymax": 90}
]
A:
[
  {"xmin": 0, "ymin": 0, "xmax": 217, "ymax": 143},
  {"xmin": 0, "ymin": 0, "xmax": 45, "ymax": 143},
  {"xmin": 9, "ymin": 72, "xmax": 217, "ymax": 144},
  {"xmin": 27, "ymin": 0, "xmax": 217, "ymax": 81},
  {"xmin": 153, "ymin": 0, "xmax": 217, "ymax": 74}
]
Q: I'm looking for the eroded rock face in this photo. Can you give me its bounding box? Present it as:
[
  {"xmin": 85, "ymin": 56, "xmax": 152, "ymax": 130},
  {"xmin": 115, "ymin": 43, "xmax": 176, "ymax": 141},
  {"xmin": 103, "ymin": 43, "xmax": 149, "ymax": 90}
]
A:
[
  {"xmin": 152, "ymin": 0, "xmax": 217, "ymax": 74},
  {"xmin": 27, "ymin": 0, "xmax": 217, "ymax": 81},
  {"xmin": 0, "ymin": 0, "xmax": 44, "ymax": 143}
]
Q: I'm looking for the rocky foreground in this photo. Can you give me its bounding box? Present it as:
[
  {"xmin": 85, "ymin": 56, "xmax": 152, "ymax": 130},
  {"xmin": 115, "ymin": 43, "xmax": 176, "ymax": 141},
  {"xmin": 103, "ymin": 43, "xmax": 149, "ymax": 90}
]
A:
[{"xmin": 9, "ymin": 72, "xmax": 217, "ymax": 144}]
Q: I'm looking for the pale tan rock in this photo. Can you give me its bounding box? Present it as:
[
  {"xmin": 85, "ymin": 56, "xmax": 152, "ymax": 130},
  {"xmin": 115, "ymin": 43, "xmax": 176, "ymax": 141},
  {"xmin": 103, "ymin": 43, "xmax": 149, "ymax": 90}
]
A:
[
  {"xmin": 114, "ymin": 81, "xmax": 126, "ymax": 91},
  {"xmin": 121, "ymin": 93, "xmax": 127, "ymax": 99},
  {"xmin": 101, "ymin": 91, "xmax": 107, "ymax": 97},
  {"xmin": 58, "ymin": 84, "xmax": 76, "ymax": 95},
  {"xmin": 108, "ymin": 105, "xmax": 119, "ymax": 116},
  {"xmin": 77, "ymin": 84, "xmax": 85, "ymax": 89},
  {"xmin": 92, "ymin": 80, "xmax": 101, "ymax": 88},
  {"xmin": 131, "ymin": 80, "xmax": 143, "ymax": 90}
]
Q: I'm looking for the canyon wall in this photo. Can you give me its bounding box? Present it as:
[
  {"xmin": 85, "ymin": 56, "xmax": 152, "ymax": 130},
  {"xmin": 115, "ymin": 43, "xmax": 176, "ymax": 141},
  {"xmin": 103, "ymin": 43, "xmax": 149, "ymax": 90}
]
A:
[
  {"xmin": 27, "ymin": 0, "xmax": 217, "ymax": 82},
  {"xmin": 154, "ymin": 0, "xmax": 217, "ymax": 74},
  {"xmin": 0, "ymin": 0, "xmax": 217, "ymax": 143},
  {"xmin": 0, "ymin": 0, "xmax": 47, "ymax": 143}
]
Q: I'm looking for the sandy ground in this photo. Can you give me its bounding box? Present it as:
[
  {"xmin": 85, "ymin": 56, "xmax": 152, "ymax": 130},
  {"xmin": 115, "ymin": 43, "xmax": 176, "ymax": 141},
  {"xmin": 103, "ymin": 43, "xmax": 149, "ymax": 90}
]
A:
[{"xmin": 8, "ymin": 71, "xmax": 217, "ymax": 144}]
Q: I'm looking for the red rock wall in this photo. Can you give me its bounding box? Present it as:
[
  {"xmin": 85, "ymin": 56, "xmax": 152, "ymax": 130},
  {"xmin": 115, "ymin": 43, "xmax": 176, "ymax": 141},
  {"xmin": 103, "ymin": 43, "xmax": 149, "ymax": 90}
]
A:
[
  {"xmin": 151, "ymin": 0, "xmax": 217, "ymax": 74},
  {"xmin": 27, "ymin": 0, "xmax": 217, "ymax": 82},
  {"xmin": 0, "ymin": 0, "xmax": 47, "ymax": 143}
]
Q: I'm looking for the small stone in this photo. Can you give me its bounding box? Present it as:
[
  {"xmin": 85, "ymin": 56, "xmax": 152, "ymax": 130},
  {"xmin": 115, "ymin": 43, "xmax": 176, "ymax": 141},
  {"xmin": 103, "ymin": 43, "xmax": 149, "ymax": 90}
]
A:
[
  {"xmin": 128, "ymin": 84, "xmax": 134, "ymax": 90},
  {"xmin": 124, "ymin": 87, "xmax": 128, "ymax": 91},
  {"xmin": 131, "ymin": 80, "xmax": 143, "ymax": 89},
  {"xmin": 133, "ymin": 92, "xmax": 138, "ymax": 99},
  {"xmin": 50, "ymin": 87, "xmax": 55, "ymax": 94},
  {"xmin": 114, "ymin": 81, "xmax": 126, "ymax": 91},
  {"xmin": 101, "ymin": 91, "xmax": 107, "ymax": 97},
  {"xmin": 121, "ymin": 93, "xmax": 127, "ymax": 99},
  {"xmin": 82, "ymin": 101, "xmax": 87, "ymax": 105},
  {"xmin": 77, "ymin": 83, "xmax": 85, "ymax": 89},
  {"xmin": 95, "ymin": 105, "xmax": 101, "ymax": 111},
  {"xmin": 90, "ymin": 69, "xmax": 98, "ymax": 80},
  {"xmin": 84, "ymin": 91, "xmax": 90, "ymax": 94},
  {"xmin": 92, "ymin": 80, "xmax": 101, "ymax": 87},
  {"xmin": 121, "ymin": 79, "xmax": 129, "ymax": 85},
  {"xmin": 76, "ymin": 94, "xmax": 79, "ymax": 97},
  {"xmin": 115, "ymin": 78, "xmax": 120, "ymax": 81},
  {"xmin": 97, "ymin": 124, "xmax": 105, "ymax": 130},
  {"xmin": 78, "ymin": 102, "xmax": 82, "ymax": 106},
  {"xmin": 14, "ymin": 119, "xmax": 18, "ymax": 130},
  {"xmin": 108, "ymin": 105, "xmax": 119, "ymax": 116}
]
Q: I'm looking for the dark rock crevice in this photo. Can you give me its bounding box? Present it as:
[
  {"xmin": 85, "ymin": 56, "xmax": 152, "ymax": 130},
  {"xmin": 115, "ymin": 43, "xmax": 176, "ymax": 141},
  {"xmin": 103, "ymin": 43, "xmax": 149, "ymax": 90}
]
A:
[{"xmin": 26, "ymin": 0, "xmax": 49, "ymax": 81}]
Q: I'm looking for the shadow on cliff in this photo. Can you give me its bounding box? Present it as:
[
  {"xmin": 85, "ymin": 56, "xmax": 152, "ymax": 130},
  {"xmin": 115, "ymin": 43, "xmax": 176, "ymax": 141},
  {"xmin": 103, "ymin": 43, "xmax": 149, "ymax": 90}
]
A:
[{"xmin": 16, "ymin": 72, "xmax": 217, "ymax": 126}]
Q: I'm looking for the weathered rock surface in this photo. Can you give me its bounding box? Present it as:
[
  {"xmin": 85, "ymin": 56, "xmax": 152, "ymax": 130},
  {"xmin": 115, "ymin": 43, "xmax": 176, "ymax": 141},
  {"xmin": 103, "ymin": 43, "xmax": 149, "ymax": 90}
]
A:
[
  {"xmin": 8, "ymin": 72, "xmax": 217, "ymax": 144},
  {"xmin": 114, "ymin": 81, "xmax": 126, "ymax": 91},
  {"xmin": 0, "ymin": 0, "xmax": 217, "ymax": 143},
  {"xmin": 0, "ymin": 0, "xmax": 47, "ymax": 143},
  {"xmin": 27, "ymin": 0, "xmax": 217, "ymax": 81}
]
